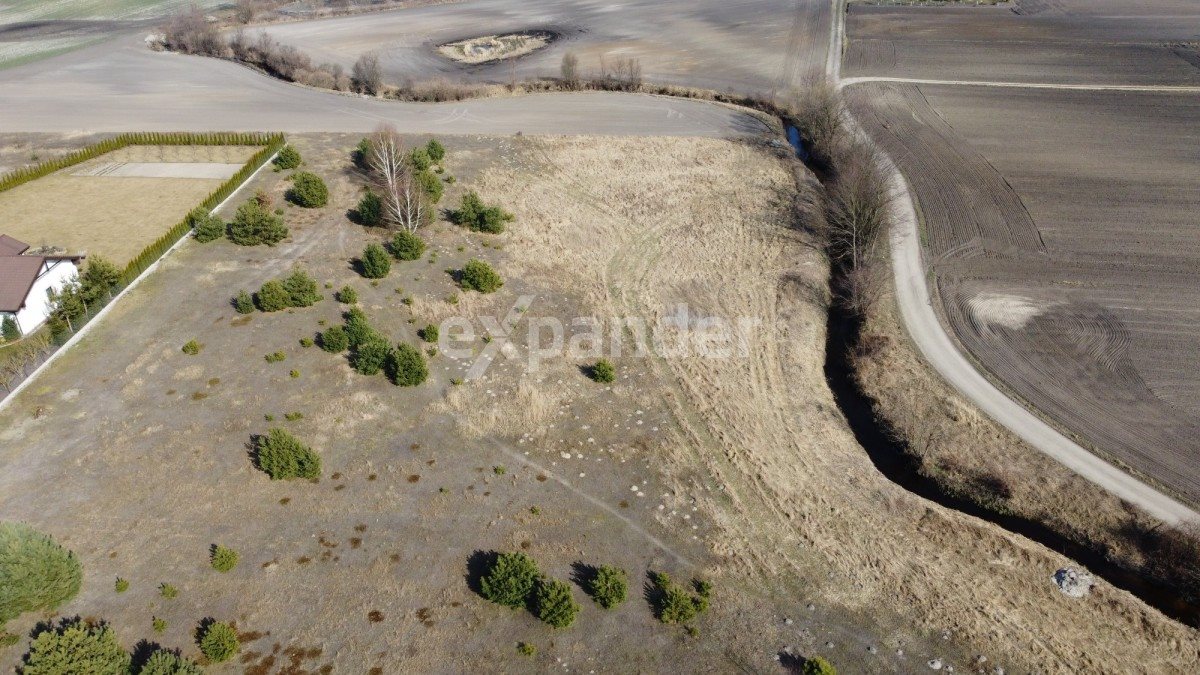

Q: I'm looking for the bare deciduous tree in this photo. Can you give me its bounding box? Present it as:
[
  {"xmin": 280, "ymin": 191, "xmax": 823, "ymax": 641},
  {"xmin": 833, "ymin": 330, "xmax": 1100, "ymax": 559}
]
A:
[
  {"xmin": 560, "ymin": 52, "xmax": 580, "ymax": 89},
  {"xmin": 366, "ymin": 125, "xmax": 423, "ymax": 232},
  {"xmin": 234, "ymin": 0, "xmax": 258, "ymax": 24},
  {"xmin": 352, "ymin": 53, "xmax": 383, "ymax": 95},
  {"xmin": 824, "ymin": 141, "xmax": 891, "ymax": 314}
]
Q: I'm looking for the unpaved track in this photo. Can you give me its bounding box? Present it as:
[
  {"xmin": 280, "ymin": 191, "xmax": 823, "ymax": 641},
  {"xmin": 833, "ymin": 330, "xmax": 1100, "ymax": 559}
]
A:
[{"xmin": 834, "ymin": 3, "xmax": 1200, "ymax": 523}]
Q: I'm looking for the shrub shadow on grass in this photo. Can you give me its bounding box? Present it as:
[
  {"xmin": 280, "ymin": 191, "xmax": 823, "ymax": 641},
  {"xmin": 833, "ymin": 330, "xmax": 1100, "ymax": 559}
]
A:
[
  {"xmin": 130, "ymin": 639, "xmax": 168, "ymax": 671},
  {"xmin": 465, "ymin": 550, "xmax": 496, "ymax": 598},
  {"xmin": 193, "ymin": 617, "xmax": 217, "ymax": 647},
  {"xmin": 642, "ymin": 570, "xmax": 666, "ymax": 620},
  {"xmin": 246, "ymin": 435, "xmax": 263, "ymax": 473},
  {"xmin": 569, "ymin": 561, "xmax": 598, "ymax": 595}
]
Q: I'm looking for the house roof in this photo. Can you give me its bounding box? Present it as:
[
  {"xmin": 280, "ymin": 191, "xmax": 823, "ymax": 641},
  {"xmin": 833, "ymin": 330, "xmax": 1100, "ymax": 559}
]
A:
[
  {"xmin": 0, "ymin": 234, "xmax": 29, "ymax": 257},
  {"xmin": 0, "ymin": 255, "xmax": 47, "ymax": 313}
]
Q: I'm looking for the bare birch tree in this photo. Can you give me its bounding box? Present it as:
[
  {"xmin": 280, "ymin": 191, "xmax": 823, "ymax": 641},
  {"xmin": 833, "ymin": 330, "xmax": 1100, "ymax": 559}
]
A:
[{"xmin": 367, "ymin": 125, "xmax": 423, "ymax": 232}]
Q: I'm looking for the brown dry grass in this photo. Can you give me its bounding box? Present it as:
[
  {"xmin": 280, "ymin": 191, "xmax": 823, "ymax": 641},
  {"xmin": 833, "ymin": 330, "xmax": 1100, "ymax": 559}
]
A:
[
  {"xmin": 0, "ymin": 145, "xmax": 258, "ymax": 265},
  {"xmin": 474, "ymin": 135, "xmax": 1200, "ymax": 672}
]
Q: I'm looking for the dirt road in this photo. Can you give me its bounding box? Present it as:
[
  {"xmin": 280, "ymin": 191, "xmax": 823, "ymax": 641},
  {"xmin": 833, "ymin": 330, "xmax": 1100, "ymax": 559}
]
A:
[{"xmin": 834, "ymin": 5, "xmax": 1200, "ymax": 523}]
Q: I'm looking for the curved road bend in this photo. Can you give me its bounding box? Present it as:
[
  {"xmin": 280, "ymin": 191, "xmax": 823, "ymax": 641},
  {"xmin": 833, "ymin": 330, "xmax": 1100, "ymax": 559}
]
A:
[
  {"xmin": 828, "ymin": 1, "xmax": 1200, "ymax": 524},
  {"xmin": 1, "ymin": 5, "xmax": 1194, "ymax": 522}
]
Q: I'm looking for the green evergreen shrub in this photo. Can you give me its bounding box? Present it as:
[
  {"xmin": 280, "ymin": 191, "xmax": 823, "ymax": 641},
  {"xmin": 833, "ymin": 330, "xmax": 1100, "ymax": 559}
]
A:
[
  {"xmin": 255, "ymin": 428, "xmax": 320, "ymax": 480},
  {"xmin": 459, "ymin": 259, "xmax": 503, "ymax": 293},
  {"xmin": 534, "ymin": 578, "xmax": 580, "ymax": 629},
  {"xmin": 337, "ymin": 286, "xmax": 358, "ymax": 304},
  {"xmin": 273, "ymin": 145, "xmax": 301, "ymax": 170},
  {"xmin": 479, "ymin": 552, "xmax": 539, "ymax": 608},
  {"xmin": 20, "ymin": 619, "xmax": 129, "ymax": 675},
  {"xmin": 802, "ymin": 656, "xmax": 837, "ymax": 675},
  {"xmin": 343, "ymin": 308, "xmax": 376, "ymax": 349},
  {"xmin": 114, "ymin": 578, "xmax": 128, "ymax": 593},
  {"xmin": 255, "ymin": 280, "xmax": 290, "ymax": 312},
  {"xmin": 1, "ymin": 316, "xmax": 19, "ymax": 341},
  {"xmin": 425, "ymin": 139, "xmax": 445, "ymax": 163},
  {"xmin": 355, "ymin": 190, "xmax": 383, "ymax": 226},
  {"xmin": 151, "ymin": 618, "xmax": 166, "ymax": 634},
  {"xmin": 417, "ymin": 170, "xmax": 443, "ymax": 203},
  {"xmin": 281, "ymin": 269, "xmax": 321, "ymax": 307},
  {"xmin": 159, "ymin": 583, "xmax": 178, "ymax": 599},
  {"xmin": 191, "ymin": 208, "xmax": 225, "ymax": 243},
  {"xmin": 589, "ymin": 359, "xmax": 615, "ymax": 383},
  {"xmin": 385, "ymin": 343, "xmax": 428, "ymax": 386},
  {"xmin": 587, "ymin": 565, "xmax": 628, "ymax": 609},
  {"xmin": 648, "ymin": 572, "xmax": 709, "ymax": 625},
  {"xmin": 359, "ymin": 243, "xmax": 391, "ymax": 279},
  {"xmin": 197, "ymin": 620, "xmax": 239, "ymax": 663},
  {"xmin": 234, "ymin": 290, "xmax": 254, "ymax": 314},
  {"xmin": 79, "ymin": 257, "xmax": 122, "ymax": 304},
  {"xmin": 418, "ymin": 324, "xmax": 438, "ymax": 343},
  {"xmin": 0, "ymin": 523, "xmax": 82, "ymax": 625},
  {"xmin": 140, "ymin": 648, "xmax": 202, "ymax": 675},
  {"xmin": 453, "ymin": 191, "xmax": 513, "ymax": 234},
  {"xmin": 210, "ymin": 545, "xmax": 239, "ymax": 572},
  {"xmin": 388, "ymin": 231, "xmax": 425, "ymax": 261},
  {"xmin": 319, "ymin": 326, "xmax": 349, "ymax": 353},
  {"xmin": 351, "ymin": 336, "xmax": 392, "ymax": 376},
  {"xmin": 228, "ymin": 201, "xmax": 287, "ymax": 246},
  {"xmin": 408, "ymin": 148, "xmax": 432, "ymax": 171},
  {"xmin": 181, "ymin": 340, "xmax": 201, "ymax": 355},
  {"xmin": 287, "ymin": 172, "xmax": 328, "ymax": 208}
]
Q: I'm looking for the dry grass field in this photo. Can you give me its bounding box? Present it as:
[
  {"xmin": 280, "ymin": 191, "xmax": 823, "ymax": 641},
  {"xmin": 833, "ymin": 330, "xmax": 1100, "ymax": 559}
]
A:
[
  {"xmin": 845, "ymin": 0, "xmax": 1200, "ymax": 85},
  {"xmin": 0, "ymin": 144, "xmax": 258, "ymax": 265},
  {"xmin": 2, "ymin": 133, "xmax": 1198, "ymax": 672}
]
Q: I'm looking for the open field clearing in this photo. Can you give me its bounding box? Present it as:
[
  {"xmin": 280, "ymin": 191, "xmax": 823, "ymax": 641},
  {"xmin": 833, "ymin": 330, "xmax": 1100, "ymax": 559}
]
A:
[
  {"xmin": 0, "ymin": 36, "xmax": 771, "ymax": 135},
  {"xmin": 845, "ymin": 0, "xmax": 1200, "ymax": 86},
  {"xmin": 0, "ymin": 144, "xmax": 258, "ymax": 265},
  {"xmin": 849, "ymin": 78, "xmax": 1200, "ymax": 505},
  {"xmin": 244, "ymin": 0, "xmax": 831, "ymax": 95},
  {"xmin": 3, "ymin": 133, "xmax": 1200, "ymax": 672}
]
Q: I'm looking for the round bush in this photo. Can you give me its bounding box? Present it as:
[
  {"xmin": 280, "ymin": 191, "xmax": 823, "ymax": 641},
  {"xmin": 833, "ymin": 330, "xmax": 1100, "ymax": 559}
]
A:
[
  {"xmin": 21, "ymin": 620, "xmax": 130, "ymax": 675},
  {"xmin": 228, "ymin": 200, "xmax": 287, "ymax": 246},
  {"xmin": 408, "ymin": 148, "xmax": 432, "ymax": 172},
  {"xmin": 337, "ymin": 286, "xmax": 358, "ymax": 304},
  {"xmin": 273, "ymin": 145, "xmax": 302, "ymax": 170},
  {"xmin": 359, "ymin": 243, "xmax": 391, "ymax": 279},
  {"xmin": 255, "ymin": 280, "xmax": 290, "ymax": 312},
  {"xmin": 588, "ymin": 565, "xmax": 628, "ymax": 609},
  {"xmin": 140, "ymin": 649, "xmax": 203, "ymax": 675},
  {"xmin": 233, "ymin": 290, "xmax": 254, "ymax": 314},
  {"xmin": 589, "ymin": 359, "xmax": 616, "ymax": 383},
  {"xmin": 459, "ymin": 259, "xmax": 502, "ymax": 294},
  {"xmin": 355, "ymin": 190, "xmax": 383, "ymax": 226},
  {"xmin": 197, "ymin": 620, "xmax": 239, "ymax": 663},
  {"xmin": 351, "ymin": 336, "xmax": 392, "ymax": 376},
  {"xmin": 802, "ymin": 656, "xmax": 837, "ymax": 675},
  {"xmin": 418, "ymin": 323, "xmax": 438, "ymax": 343},
  {"xmin": 0, "ymin": 523, "xmax": 82, "ymax": 625},
  {"xmin": 320, "ymin": 325, "xmax": 349, "ymax": 353},
  {"xmin": 480, "ymin": 551, "xmax": 539, "ymax": 608},
  {"xmin": 534, "ymin": 577, "xmax": 580, "ymax": 629},
  {"xmin": 210, "ymin": 545, "xmax": 239, "ymax": 573},
  {"xmin": 287, "ymin": 172, "xmax": 328, "ymax": 208},
  {"xmin": 388, "ymin": 231, "xmax": 425, "ymax": 261},
  {"xmin": 189, "ymin": 208, "xmax": 225, "ymax": 243},
  {"xmin": 255, "ymin": 428, "xmax": 321, "ymax": 480},
  {"xmin": 425, "ymin": 138, "xmax": 445, "ymax": 163},
  {"xmin": 417, "ymin": 169, "xmax": 443, "ymax": 204},
  {"xmin": 386, "ymin": 343, "xmax": 428, "ymax": 387}
]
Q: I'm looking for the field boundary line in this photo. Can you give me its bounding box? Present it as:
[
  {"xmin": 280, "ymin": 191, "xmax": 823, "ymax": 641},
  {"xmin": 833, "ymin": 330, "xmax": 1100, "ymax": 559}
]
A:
[
  {"xmin": 0, "ymin": 148, "xmax": 280, "ymax": 414},
  {"xmin": 839, "ymin": 76, "xmax": 1200, "ymax": 94}
]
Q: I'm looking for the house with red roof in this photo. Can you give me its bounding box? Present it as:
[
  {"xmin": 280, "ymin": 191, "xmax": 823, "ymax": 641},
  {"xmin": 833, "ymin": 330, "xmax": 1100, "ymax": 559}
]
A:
[{"xmin": 0, "ymin": 235, "xmax": 84, "ymax": 337}]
